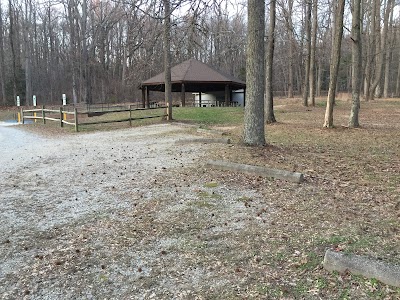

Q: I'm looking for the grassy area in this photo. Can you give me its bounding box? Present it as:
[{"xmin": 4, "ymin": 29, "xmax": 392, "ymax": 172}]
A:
[
  {"xmin": 173, "ymin": 106, "xmax": 244, "ymax": 125},
  {"xmin": 199, "ymin": 97, "xmax": 400, "ymax": 298}
]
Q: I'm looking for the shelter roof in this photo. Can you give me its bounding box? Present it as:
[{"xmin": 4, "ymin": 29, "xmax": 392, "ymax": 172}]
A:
[{"xmin": 140, "ymin": 59, "xmax": 246, "ymax": 92}]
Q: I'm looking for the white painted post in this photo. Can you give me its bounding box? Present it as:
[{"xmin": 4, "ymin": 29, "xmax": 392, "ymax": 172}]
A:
[
  {"xmin": 17, "ymin": 96, "xmax": 21, "ymax": 123},
  {"xmin": 62, "ymin": 94, "xmax": 67, "ymax": 120},
  {"xmin": 33, "ymin": 95, "xmax": 37, "ymax": 122}
]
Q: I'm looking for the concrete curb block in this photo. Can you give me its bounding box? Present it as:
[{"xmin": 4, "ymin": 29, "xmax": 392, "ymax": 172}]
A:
[
  {"xmin": 206, "ymin": 160, "xmax": 304, "ymax": 183},
  {"xmin": 175, "ymin": 138, "xmax": 231, "ymax": 145},
  {"xmin": 323, "ymin": 249, "xmax": 400, "ymax": 287},
  {"xmin": 196, "ymin": 128, "xmax": 227, "ymax": 136}
]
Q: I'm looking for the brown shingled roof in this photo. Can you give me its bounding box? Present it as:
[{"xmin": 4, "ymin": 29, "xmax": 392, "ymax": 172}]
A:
[{"xmin": 141, "ymin": 58, "xmax": 246, "ymax": 92}]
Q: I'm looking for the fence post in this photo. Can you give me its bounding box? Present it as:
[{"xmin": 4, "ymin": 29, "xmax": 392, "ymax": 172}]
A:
[
  {"xmin": 74, "ymin": 108, "xmax": 79, "ymax": 132},
  {"xmin": 129, "ymin": 105, "xmax": 132, "ymax": 127},
  {"xmin": 42, "ymin": 106, "xmax": 46, "ymax": 124},
  {"xmin": 60, "ymin": 107, "xmax": 64, "ymax": 128},
  {"xmin": 20, "ymin": 107, "xmax": 24, "ymax": 124}
]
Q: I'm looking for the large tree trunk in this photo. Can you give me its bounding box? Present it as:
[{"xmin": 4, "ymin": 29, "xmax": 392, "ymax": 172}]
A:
[
  {"xmin": 302, "ymin": 0, "xmax": 312, "ymax": 106},
  {"xmin": 244, "ymin": 0, "xmax": 265, "ymax": 145},
  {"xmin": 265, "ymin": 0, "xmax": 276, "ymax": 124},
  {"xmin": 349, "ymin": 0, "xmax": 362, "ymax": 128},
  {"xmin": 67, "ymin": 0, "xmax": 78, "ymax": 105},
  {"xmin": 323, "ymin": 0, "xmax": 345, "ymax": 128},
  {"xmin": 163, "ymin": 0, "xmax": 172, "ymax": 120}
]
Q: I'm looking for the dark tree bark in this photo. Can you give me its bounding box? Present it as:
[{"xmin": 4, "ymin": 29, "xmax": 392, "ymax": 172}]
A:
[
  {"xmin": 265, "ymin": 0, "xmax": 276, "ymax": 123},
  {"xmin": 243, "ymin": 0, "xmax": 265, "ymax": 145}
]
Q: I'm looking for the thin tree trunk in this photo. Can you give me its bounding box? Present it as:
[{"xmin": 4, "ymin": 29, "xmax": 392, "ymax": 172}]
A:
[
  {"xmin": 163, "ymin": 0, "xmax": 172, "ymax": 120},
  {"xmin": 309, "ymin": 0, "xmax": 318, "ymax": 106},
  {"xmin": 244, "ymin": 0, "xmax": 265, "ymax": 145},
  {"xmin": 24, "ymin": 0, "xmax": 33, "ymax": 106},
  {"xmin": 287, "ymin": 0, "xmax": 294, "ymax": 98},
  {"xmin": 9, "ymin": 0, "xmax": 18, "ymax": 104},
  {"xmin": 323, "ymin": 0, "xmax": 345, "ymax": 128},
  {"xmin": 383, "ymin": 5, "xmax": 394, "ymax": 98},
  {"xmin": 0, "ymin": 3, "xmax": 7, "ymax": 105},
  {"xmin": 349, "ymin": 0, "xmax": 362, "ymax": 128},
  {"xmin": 302, "ymin": 0, "xmax": 312, "ymax": 106},
  {"xmin": 81, "ymin": 0, "xmax": 88, "ymax": 103},
  {"xmin": 265, "ymin": 0, "xmax": 276, "ymax": 123},
  {"xmin": 317, "ymin": 62, "xmax": 322, "ymax": 97}
]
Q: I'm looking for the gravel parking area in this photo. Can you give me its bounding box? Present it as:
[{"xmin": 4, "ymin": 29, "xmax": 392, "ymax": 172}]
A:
[{"xmin": 0, "ymin": 124, "xmax": 267, "ymax": 299}]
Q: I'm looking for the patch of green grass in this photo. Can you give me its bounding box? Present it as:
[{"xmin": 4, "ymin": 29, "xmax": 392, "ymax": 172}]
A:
[
  {"xmin": 173, "ymin": 107, "xmax": 244, "ymax": 125},
  {"xmin": 256, "ymin": 285, "xmax": 281, "ymax": 297},
  {"xmin": 0, "ymin": 109, "xmax": 19, "ymax": 121},
  {"xmin": 196, "ymin": 190, "xmax": 222, "ymax": 200},
  {"xmin": 315, "ymin": 101, "xmax": 327, "ymax": 108},
  {"xmin": 294, "ymin": 280, "xmax": 312, "ymax": 297},
  {"xmin": 317, "ymin": 235, "xmax": 349, "ymax": 247},
  {"xmin": 191, "ymin": 200, "xmax": 216, "ymax": 209},
  {"xmin": 204, "ymin": 182, "xmax": 218, "ymax": 188},
  {"xmin": 299, "ymin": 252, "xmax": 321, "ymax": 270},
  {"xmin": 236, "ymin": 196, "xmax": 252, "ymax": 203},
  {"xmin": 315, "ymin": 277, "xmax": 328, "ymax": 289}
]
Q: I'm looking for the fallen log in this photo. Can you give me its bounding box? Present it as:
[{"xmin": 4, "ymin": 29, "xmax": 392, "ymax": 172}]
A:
[
  {"xmin": 175, "ymin": 138, "xmax": 231, "ymax": 145},
  {"xmin": 323, "ymin": 249, "xmax": 400, "ymax": 287},
  {"xmin": 206, "ymin": 160, "xmax": 304, "ymax": 183}
]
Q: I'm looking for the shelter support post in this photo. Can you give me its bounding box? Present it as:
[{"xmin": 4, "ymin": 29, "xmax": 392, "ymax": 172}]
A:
[
  {"xmin": 243, "ymin": 88, "xmax": 246, "ymax": 107},
  {"xmin": 199, "ymin": 92, "xmax": 202, "ymax": 107},
  {"xmin": 225, "ymin": 84, "xmax": 231, "ymax": 107},
  {"xmin": 181, "ymin": 83, "xmax": 186, "ymax": 107},
  {"xmin": 145, "ymin": 87, "xmax": 150, "ymax": 108},
  {"xmin": 141, "ymin": 88, "xmax": 146, "ymax": 108}
]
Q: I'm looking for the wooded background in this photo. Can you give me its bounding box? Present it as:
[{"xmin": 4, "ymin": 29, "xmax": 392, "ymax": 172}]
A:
[{"xmin": 0, "ymin": 0, "xmax": 397, "ymax": 106}]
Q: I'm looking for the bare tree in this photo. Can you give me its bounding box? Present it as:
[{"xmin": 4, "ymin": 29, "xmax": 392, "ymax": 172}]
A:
[
  {"xmin": 0, "ymin": 3, "xmax": 7, "ymax": 105},
  {"xmin": 23, "ymin": 0, "xmax": 33, "ymax": 106},
  {"xmin": 244, "ymin": 0, "xmax": 265, "ymax": 145},
  {"xmin": 163, "ymin": 0, "xmax": 172, "ymax": 120},
  {"xmin": 9, "ymin": 0, "xmax": 18, "ymax": 105},
  {"xmin": 309, "ymin": 0, "xmax": 318, "ymax": 106},
  {"xmin": 323, "ymin": 0, "xmax": 345, "ymax": 128},
  {"xmin": 368, "ymin": 0, "xmax": 393, "ymax": 100},
  {"xmin": 349, "ymin": 0, "xmax": 362, "ymax": 128},
  {"xmin": 302, "ymin": 0, "xmax": 311, "ymax": 106},
  {"xmin": 265, "ymin": 0, "xmax": 276, "ymax": 123}
]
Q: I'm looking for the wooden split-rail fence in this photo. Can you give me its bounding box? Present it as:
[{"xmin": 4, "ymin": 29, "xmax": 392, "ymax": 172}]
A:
[
  {"xmin": 22, "ymin": 106, "xmax": 78, "ymax": 131},
  {"xmin": 21, "ymin": 105, "xmax": 168, "ymax": 132}
]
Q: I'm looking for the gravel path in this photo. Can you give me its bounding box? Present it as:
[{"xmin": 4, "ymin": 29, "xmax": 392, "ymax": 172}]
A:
[{"xmin": 0, "ymin": 124, "xmax": 267, "ymax": 299}]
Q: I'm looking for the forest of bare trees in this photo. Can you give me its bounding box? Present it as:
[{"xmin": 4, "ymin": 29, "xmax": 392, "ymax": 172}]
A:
[{"xmin": 0, "ymin": 0, "xmax": 399, "ymax": 108}]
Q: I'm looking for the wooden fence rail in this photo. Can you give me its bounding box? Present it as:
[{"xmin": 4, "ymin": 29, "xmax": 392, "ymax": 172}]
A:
[{"xmin": 21, "ymin": 105, "xmax": 168, "ymax": 132}]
